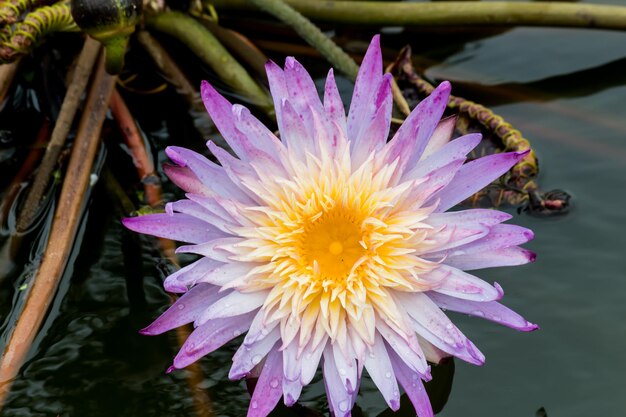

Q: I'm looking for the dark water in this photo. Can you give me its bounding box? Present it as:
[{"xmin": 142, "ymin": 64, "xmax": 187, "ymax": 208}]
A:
[{"xmin": 2, "ymin": 17, "xmax": 626, "ymax": 417}]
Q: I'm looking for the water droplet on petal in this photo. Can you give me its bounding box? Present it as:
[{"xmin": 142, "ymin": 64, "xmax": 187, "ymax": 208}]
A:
[
  {"xmin": 339, "ymin": 368, "xmax": 347, "ymax": 376},
  {"xmin": 472, "ymin": 310, "xmax": 485, "ymax": 317},
  {"xmin": 251, "ymin": 400, "xmax": 258, "ymax": 409},
  {"xmin": 492, "ymin": 315, "xmax": 502, "ymax": 321},
  {"xmin": 233, "ymin": 329, "xmax": 241, "ymax": 337},
  {"xmin": 339, "ymin": 400, "xmax": 349, "ymax": 412},
  {"xmin": 445, "ymin": 323, "xmax": 453, "ymax": 330},
  {"xmin": 270, "ymin": 378, "xmax": 279, "ymax": 388},
  {"xmin": 443, "ymin": 336, "xmax": 454, "ymax": 345},
  {"xmin": 177, "ymin": 303, "xmax": 185, "ymax": 310},
  {"xmin": 385, "ymin": 371, "xmax": 391, "ymax": 379},
  {"xmin": 252, "ymin": 354, "xmax": 262, "ymax": 365}
]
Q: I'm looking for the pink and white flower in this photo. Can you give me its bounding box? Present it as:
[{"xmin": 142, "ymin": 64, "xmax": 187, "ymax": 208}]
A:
[{"xmin": 124, "ymin": 35, "xmax": 537, "ymax": 417}]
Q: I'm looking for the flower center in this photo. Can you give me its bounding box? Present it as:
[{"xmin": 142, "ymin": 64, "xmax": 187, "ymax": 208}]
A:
[{"xmin": 301, "ymin": 209, "xmax": 365, "ymax": 280}]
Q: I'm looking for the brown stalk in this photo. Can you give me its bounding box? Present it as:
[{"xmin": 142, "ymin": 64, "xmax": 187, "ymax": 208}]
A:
[
  {"xmin": 136, "ymin": 30, "xmax": 203, "ymax": 113},
  {"xmin": 0, "ymin": 53, "xmax": 116, "ymax": 408},
  {"xmin": 0, "ymin": 119, "xmax": 50, "ymax": 226},
  {"xmin": 110, "ymin": 90, "xmax": 214, "ymax": 417},
  {"xmin": 0, "ymin": 60, "xmax": 20, "ymax": 108},
  {"xmin": 16, "ymin": 37, "xmax": 101, "ymax": 233},
  {"xmin": 109, "ymin": 90, "xmax": 162, "ymax": 212}
]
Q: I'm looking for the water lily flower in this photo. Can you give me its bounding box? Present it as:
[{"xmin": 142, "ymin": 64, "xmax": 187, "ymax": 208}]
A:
[{"xmin": 124, "ymin": 35, "xmax": 537, "ymax": 417}]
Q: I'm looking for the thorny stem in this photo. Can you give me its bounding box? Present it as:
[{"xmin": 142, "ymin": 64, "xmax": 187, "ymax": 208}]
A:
[
  {"xmin": 211, "ymin": 1, "xmax": 626, "ymax": 31},
  {"xmin": 145, "ymin": 11, "xmax": 274, "ymax": 116},
  {"xmin": 0, "ymin": 1, "xmax": 78, "ymax": 63},
  {"xmin": 391, "ymin": 46, "xmax": 538, "ymax": 193},
  {"xmin": 0, "ymin": 0, "xmax": 57, "ymax": 26}
]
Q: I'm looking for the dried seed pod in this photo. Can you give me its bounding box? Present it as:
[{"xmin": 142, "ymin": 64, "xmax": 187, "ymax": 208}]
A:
[{"xmin": 71, "ymin": 0, "xmax": 142, "ymax": 74}]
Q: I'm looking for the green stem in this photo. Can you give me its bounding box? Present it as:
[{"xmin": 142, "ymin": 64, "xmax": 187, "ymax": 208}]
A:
[
  {"xmin": 245, "ymin": 0, "xmax": 359, "ymax": 80},
  {"xmin": 210, "ymin": 1, "xmax": 626, "ymax": 31},
  {"xmin": 145, "ymin": 11, "xmax": 273, "ymax": 115}
]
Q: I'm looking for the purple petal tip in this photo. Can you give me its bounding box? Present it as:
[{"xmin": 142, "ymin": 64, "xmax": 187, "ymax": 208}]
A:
[
  {"xmin": 494, "ymin": 282, "xmax": 505, "ymax": 299},
  {"xmin": 138, "ymin": 327, "xmax": 151, "ymax": 336},
  {"xmin": 524, "ymin": 249, "xmax": 537, "ymax": 263},
  {"xmin": 390, "ymin": 399, "xmax": 401, "ymax": 411},
  {"xmin": 166, "ymin": 365, "xmax": 176, "ymax": 374},
  {"xmin": 524, "ymin": 229, "xmax": 535, "ymax": 241},
  {"xmin": 523, "ymin": 322, "xmax": 540, "ymax": 332}
]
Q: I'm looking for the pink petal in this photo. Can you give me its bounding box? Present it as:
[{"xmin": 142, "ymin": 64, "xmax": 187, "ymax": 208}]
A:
[
  {"xmin": 450, "ymin": 224, "xmax": 535, "ymax": 253},
  {"xmin": 300, "ymin": 336, "xmax": 327, "ymax": 385},
  {"xmin": 230, "ymin": 327, "xmax": 281, "ymax": 380},
  {"xmin": 165, "ymin": 146, "xmax": 253, "ymax": 203},
  {"xmin": 347, "ymin": 35, "xmax": 382, "ymax": 145},
  {"xmin": 176, "ymin": 237, "xmax": 244, "ymax": 262},
  {"xmin": 122, "ymin": 213, "xmax": 224, "ymax": 244},
  {"xmin": 422, "ymin": 265, "xmax": 503, "ymax": 302},
  {"xmin": 283, "ymin": 56, "xmax": 324, "ymax": 116},
  {"xmin": 201, "ymin": 80, "xmax": 272, "ymax": 164},
  {"xmin": 398, "ymin": 159, "xmax": 464, "ymax": 212},
  {"xmin": 196, "ymin": 262, "xmax": 256, "ymax": 287},
  {"xmin": 332, "ymin": 342, "xmax": 358, "ymax": 394},
  {"xmin": 423, "ymin": 222, "xmax": 489, "ymax": 253},
  {"xmin": 282, "ymin": 378, "xmax": 303, "ymax": 407},
  {"xmin": 383, "ymin": 81, "xmax": 451, "ymax": 175},
  {"xmin": 279, "ymin": 99, "xmax": 309, "ymax": 161},
  {"xmin": 265, "ymin": 59, "xmax": 290, "ymax": 135},
  {"xmin": 389, "ymin": 349, "xmax": 434, "ymax": 417},
  {"xmin": 427, "ymin": 292, "xmax": 539, "ymax": 331},
  {"xmin": 244, "ymin": 311, "xmax": 280, "ymax": 347},
  {"xmin": 442, "ymin": 246, "xmax": 536, "ymax": 271},
  {"xmin": 248, "ymin": 347, "xmax": 284, "ymax": 417},
  {"xmin": 282, "ymin": 340, "xmax": 302, "ymax": 382},
  {"xmin": 163, "ymin": 163, "xmax": 211, "ymax": 196},
  {"xmin": 404, "ymin": 133, "xmax": 481, "ymax": 181},
  {"xmin": 396, "ymin": 292, "xmax": 485, "ymax": 365},
  {"xmin": 363, "ymin": 332, "xmax": 401, "ymax": 411},
  {"xmin": 433, "ymin": 150, "xmax": 530, "ymax": 212},
  {"xmin": 163, "ymin": 257, "xmax": 224, "ymax": 293},
  {"xmin": 351, "ymin": 73, "xmax": 393, "ymax": 168},
  {"xmin": 376, "ymin": 320, "xmax": 429, "ymax": 376},
  {"xmin": 323, "ymin": 344, "xmax": 354, "ymax": 417},
  {"xmin": 420, "ymin": 115, "xmax": 458, "ymax": 160},
  {"xmin": 173, "ymin": 312, "xmax": 255, "ymax": 369},
  {"xmin": 207, "ymin": 140, "xmax": 258, "ymax": 181},
  {"xmin": 196, "ymin": 290, "xmax": 267, "ymax": 324},
  {"xmin": 231, "ymin": 104, "xmax": 288, "ymax": 173},
  {"xmin": 426, "ymin": 209, "xmax": 512, "ymax": 229},
  {"xmin": 323, "ymin": 68, "xmax": 347, "ymax": 133},
  {"xmin": 166, "ymin": 199, "xmax": 233, "ymax": 234},
  {"xmin": 139, "ymin": 283, "xmax": 219, "ymax": 335}
]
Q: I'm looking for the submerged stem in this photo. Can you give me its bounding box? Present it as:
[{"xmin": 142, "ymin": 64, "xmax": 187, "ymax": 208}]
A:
[{"xmin": 211, "ymin": 1, "xmax": 626, "ymax": 31}]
